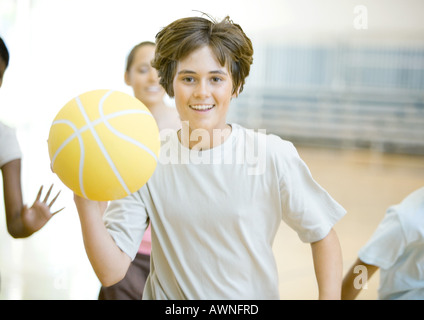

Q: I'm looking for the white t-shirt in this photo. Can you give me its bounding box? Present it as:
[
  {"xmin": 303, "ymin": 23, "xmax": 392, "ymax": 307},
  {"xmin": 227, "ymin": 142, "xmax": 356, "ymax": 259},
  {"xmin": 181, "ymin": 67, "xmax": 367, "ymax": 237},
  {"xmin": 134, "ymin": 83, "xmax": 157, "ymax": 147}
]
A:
[
  {"xmin": 104, "ymin": 123, "xmax": 346, "ymax": 299},
  {"xmin": 0, "ymin": 121, "xmax": 21, "ymax": 167},
  {"xmin": 358, "ymin": 187, "xmax": 424, "ymax": 300}
]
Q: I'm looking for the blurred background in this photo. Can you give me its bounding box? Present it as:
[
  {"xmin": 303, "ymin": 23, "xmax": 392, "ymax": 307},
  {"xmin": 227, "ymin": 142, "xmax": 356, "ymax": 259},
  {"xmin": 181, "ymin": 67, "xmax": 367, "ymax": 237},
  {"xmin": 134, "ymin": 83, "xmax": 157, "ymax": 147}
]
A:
[{"xmin": 0, "ymin": 0, "xmax": 423, "ymax": 299}]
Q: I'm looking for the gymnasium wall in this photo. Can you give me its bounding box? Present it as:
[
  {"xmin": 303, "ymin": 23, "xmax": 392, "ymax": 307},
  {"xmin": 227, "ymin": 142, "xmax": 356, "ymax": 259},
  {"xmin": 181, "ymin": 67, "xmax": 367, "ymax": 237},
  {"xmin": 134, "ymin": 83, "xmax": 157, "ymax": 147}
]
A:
[{"xmin": 229, "ymin": 41, "xmax": 424, "ymax": 154}]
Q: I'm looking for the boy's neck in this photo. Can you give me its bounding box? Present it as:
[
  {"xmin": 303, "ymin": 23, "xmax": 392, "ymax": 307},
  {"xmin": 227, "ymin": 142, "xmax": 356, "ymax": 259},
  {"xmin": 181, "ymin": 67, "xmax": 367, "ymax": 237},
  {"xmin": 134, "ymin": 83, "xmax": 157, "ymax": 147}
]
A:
[{"xmin": 178, "ymin": 122, "xmax": 232, "ymax": 151}]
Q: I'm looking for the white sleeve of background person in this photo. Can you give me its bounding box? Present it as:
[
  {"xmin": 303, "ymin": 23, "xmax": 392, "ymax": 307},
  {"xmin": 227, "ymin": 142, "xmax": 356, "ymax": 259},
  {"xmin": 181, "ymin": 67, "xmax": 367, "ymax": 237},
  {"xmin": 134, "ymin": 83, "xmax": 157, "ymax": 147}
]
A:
[
  {"xmin": 357, "ymin": 188, "xmax": 424, "ymax": 300},
  {"xmin": 358, "ymin": 187, "xmax": 424, "ymax": 269},
  {"xmin": 358, "ymin": 210, "xmax": 406, "ymax": 269},
  {"xmin": 0, "ymin": 122, "xmax": 22, "ymax": 167}
]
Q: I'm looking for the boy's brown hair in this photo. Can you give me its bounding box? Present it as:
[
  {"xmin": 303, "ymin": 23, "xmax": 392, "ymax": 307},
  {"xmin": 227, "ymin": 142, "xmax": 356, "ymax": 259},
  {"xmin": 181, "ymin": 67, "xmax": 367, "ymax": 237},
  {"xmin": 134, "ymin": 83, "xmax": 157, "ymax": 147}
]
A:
[{"xmin": 152, "ymin": 15, "xmax": 253, "ymax": 97}]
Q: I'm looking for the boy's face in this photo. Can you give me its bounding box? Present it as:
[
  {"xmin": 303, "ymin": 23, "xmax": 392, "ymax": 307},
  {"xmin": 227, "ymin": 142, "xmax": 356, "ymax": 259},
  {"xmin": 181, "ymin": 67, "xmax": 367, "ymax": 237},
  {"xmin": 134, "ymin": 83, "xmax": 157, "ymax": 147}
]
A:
[
  {"xmin": 0, "ymin": 58, "xmax": 6, "ymax": 88},
  {"xmin": 173, "ymin": 45, "xmax": 234, "ymax": 133},
  {"xmin": 125, "ymin": 45, "xmax": 165, "ymax": 107}
]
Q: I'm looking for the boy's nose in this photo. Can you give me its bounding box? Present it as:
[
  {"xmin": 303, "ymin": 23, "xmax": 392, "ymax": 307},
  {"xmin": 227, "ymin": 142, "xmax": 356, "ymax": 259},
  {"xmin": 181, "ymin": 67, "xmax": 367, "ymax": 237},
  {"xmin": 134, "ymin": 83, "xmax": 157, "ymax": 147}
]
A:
[{"xmin": 193, "ymin": 80, "xmax": 211, "ymax": 99}]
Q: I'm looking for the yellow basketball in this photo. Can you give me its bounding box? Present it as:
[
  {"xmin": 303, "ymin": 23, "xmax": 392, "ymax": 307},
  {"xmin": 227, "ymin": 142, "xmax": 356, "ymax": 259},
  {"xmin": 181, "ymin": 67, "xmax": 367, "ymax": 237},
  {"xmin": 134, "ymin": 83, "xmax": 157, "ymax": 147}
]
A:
[{"xmin": 48, "ymin": 89, "xmax": 160, "ymax": 201}]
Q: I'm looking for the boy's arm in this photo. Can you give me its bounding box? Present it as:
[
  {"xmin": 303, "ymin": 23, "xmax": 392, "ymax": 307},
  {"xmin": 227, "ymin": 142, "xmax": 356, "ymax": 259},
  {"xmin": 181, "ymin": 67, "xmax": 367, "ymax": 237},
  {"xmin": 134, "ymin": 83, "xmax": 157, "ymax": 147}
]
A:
[
  {"xmin": 342, "ymin": 258, "xmax": 379, "ymax": 300},
  {"xmin": 311, "ymin": 228, "xmax": 343, "ymax": 300},
  {"xmin": 74, "ymin": 194, "xmax": 131, "ymax": 287}
]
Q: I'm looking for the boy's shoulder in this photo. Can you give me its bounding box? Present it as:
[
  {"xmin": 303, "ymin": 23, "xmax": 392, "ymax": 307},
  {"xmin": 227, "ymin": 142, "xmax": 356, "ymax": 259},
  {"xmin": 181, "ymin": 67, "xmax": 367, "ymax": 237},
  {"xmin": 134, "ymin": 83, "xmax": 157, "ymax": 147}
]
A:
[{"xmin": 234, "ymin": 123, "xmax": 297, "ymax": 156}]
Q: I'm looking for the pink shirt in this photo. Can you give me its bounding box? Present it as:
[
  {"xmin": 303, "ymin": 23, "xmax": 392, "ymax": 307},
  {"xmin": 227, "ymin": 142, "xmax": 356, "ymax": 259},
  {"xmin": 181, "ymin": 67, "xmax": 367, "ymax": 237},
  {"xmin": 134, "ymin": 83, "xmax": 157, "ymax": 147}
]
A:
[{"xmin": 137, "ymin": 224, "xmax": 151, "ymax": 255}]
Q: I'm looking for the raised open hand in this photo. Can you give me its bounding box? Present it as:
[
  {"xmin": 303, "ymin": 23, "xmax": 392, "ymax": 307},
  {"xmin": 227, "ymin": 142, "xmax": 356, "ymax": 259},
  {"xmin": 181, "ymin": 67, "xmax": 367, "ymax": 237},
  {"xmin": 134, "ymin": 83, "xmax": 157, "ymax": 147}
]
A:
[{"xmin": 21, "ymin": 184, "xmax": 64, "ymax": 235}]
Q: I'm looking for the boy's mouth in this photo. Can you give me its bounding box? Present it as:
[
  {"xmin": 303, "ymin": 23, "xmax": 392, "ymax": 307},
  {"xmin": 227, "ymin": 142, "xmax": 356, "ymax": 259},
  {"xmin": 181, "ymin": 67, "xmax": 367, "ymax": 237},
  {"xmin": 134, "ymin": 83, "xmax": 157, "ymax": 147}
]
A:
[{"xmin": 189, "ymin": 104, "xmax": 215, "ymax": 111}]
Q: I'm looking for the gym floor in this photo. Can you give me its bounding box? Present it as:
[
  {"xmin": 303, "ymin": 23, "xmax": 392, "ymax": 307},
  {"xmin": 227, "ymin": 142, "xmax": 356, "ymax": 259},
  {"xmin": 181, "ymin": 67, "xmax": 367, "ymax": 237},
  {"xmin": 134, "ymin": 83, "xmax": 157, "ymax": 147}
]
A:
[
  {"xmin": 276, "ymin": 146, "xmax": 424, "ymax": 299},
  {"xmin": 1, "ymin": 145, "xmax": 424, "ymax": 300}
]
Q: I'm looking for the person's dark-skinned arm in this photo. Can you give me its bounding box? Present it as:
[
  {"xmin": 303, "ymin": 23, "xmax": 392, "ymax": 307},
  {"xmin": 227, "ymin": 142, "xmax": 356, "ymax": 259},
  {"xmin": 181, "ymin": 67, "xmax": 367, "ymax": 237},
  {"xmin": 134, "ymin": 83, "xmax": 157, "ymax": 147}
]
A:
[{"xmin": 2, "ymin": 159, "xmax": 63, "ymax": 238}]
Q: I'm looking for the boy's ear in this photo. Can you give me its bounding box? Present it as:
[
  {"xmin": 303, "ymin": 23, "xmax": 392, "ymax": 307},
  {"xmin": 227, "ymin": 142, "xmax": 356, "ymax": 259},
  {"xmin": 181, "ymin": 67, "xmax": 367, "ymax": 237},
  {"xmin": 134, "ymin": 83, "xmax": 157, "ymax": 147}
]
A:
[{"xmin": 124, "ymin": 71, "xmax": 131, "ymax": 86}]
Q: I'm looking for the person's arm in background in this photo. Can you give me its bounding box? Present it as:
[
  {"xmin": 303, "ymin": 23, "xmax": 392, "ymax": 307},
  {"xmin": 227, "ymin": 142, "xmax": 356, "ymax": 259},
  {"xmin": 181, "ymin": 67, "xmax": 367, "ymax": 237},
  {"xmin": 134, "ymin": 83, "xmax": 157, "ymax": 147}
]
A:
[
  {"xmin": 342, "ymin": 258, "xmax": 379, "ymax": 300},
  {"xmin": 2, "ymin": 159, "xmax": 62, "ymax": 238}
]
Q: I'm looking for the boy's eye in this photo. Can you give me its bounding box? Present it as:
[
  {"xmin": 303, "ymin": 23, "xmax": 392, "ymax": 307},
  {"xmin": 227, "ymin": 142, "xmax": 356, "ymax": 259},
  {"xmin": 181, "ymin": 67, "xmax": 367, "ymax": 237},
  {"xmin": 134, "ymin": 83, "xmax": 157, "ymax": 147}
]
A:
[
  {"xmin": 211, "ymin": 77, "xmax": 222, "ymax": 82},
  {"xmin": 182, "ymin": 77, "xmax": 195, "ymax": 83}
]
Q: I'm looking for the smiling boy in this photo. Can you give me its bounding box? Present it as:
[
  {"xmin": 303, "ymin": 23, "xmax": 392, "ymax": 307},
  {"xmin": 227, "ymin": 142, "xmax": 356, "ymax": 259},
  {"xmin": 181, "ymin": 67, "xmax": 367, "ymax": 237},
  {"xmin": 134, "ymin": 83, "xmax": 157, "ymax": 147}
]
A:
[
  {"xmin": 74, "ymin": 15, "xmax": 346, "ymax": 299},
  {"xmin": 173, "ymin": 45, "xmax": 233, "ymax": 142}
]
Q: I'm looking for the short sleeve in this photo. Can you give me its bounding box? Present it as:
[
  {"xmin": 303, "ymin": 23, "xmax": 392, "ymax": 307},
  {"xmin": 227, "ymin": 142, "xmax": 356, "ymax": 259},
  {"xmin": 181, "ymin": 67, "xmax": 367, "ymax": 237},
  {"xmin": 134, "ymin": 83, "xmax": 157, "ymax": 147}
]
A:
[
  {"xmin": 277, "ymin": 141, "xmax": 346, "ymax": 243},
  {"xmin": 0, "ymin": 123, "xmax": 22, "ymax": 167},
  {"xmin": 104, "ymin": 190, "xmax": 149, "ymax": 260},
  {"xmin": 358, "ymin": 208, "xmax": 407, "ymax": 269}
]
